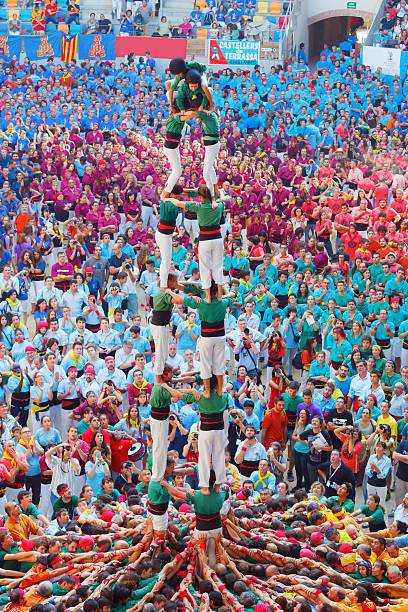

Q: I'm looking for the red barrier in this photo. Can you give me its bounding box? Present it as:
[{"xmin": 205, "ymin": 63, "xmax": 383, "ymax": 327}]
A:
[{"xmin": 115, "ymin": 36, "xmax": 187, "ymax": 59}]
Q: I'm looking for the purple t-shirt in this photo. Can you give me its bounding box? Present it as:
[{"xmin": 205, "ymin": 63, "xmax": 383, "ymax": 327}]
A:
[{"xmin": 296, "ymin": 401, "xmax": 323, "ymax": 420}]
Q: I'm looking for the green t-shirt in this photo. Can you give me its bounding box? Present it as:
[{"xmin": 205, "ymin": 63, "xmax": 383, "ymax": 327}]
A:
[
  {"xmin": 19, "ymin": 503, "xmax": 40, "ymax": 518},
  {"xmin": 52, "ymin": 584, "xmax": 70, "ymax": 596},
  {"xmin": 0, "ymin": 545, "xmax": 20, "ymax": 571},
  {"xmin": 136, "ymin": 482, "xmax": 148, "ymax": 495},
  {"xmin": 186, "ymin": 489, "xmax": 227, "ymax": 514},
  {"xmin": 150, "ymin": 384, "xmax": 172, "ymax": 410},
  {"xmin": 282, "ymin": 392, "xmax": 303, "ymax": 417},
  {"xmin": 185, "ymin": 199, "xmax": 222, "ymax": 228},
  {"xmin": 159, "ymin": 200, "xmax": 179, "ymax": 224},
  {"xmin": 327, "ymin": 495, "xmax": 355, "ymax": 513},
  {"xmin": 197, "ymin": 110, "xmax": 220, "ymax": 144},
  {"xmin": 96, "ymin": 487, "xmax": 120, "ymax": 500},
  {"xmin": 171, "ymin": 61, "xmax": 206, "ymax": 90},
  {"xmin": 165, "ymin": 113, "xmax": 183, "ymax": 136},
  {"xmin": 153, "ymin": 290, "xmax": 173, "ymax": 312},
  {"xmin": 78, "ymin": 419, "xmax": 91, "ymax": 435},
  {"xmin": 361, "ymin": 504, "xmax": 385, "ymax": 525},
  {"xmin": 183, "ymin": 296, "xmax": 232, "ymax": 323},
  {"xmin": 182, "ymin": 390, "xmax": 228, "ymax": 415},
  {"xmin": 52, "ymin": 495, "xmax": 79, "ymax": 519},
  {"xmin": 148, "ymin": 480, "xmax": 170, "ymax": 506},
  {"xmin": 176, "ymin": 82, "xmax": 208, "ymax": 110}
]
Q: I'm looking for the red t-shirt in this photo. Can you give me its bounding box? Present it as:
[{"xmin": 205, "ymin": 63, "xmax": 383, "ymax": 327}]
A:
[{"xmin": 261, "ymin": 409, "xmax": 288, "ymax": 448}]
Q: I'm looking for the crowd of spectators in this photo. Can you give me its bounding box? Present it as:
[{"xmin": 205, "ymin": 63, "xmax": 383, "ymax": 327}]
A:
[{"xmin": 0, "ymin": 10, "xmax": 406, "ymax": 609}]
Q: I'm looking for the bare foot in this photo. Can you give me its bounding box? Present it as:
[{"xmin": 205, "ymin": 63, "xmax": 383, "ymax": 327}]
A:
[
  {"xmin": 214, "ymin": 484, "xmax": 220, "ymax": 493},
  {"xmin": 203, "ymin": 389, "xmax": 211, "ymax": 399},
  {"xmin": 216, "ymin": 390, "xmax": 222, "ymax": 397},
  {"xmin": 201, "ymin": 487, "xmax": 210, "ymax": 495},
  {"xmin": 204, "ymin": 296, "xmax": 211, "ymax": 304}
]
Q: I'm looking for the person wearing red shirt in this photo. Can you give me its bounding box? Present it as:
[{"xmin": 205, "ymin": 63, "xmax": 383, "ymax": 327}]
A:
[
  {"xmin": 334, "ymin": 203, "xmax": 353, "ymax": 251},
  {"xmin": 367, "ymin": 229, "xmax": 381, "ymax": 255},
  {"xmin": 373, "ymin": 181, "xmax": 389, "ymax": 206},
  {"xmin": 372, "ymin": 198, "xmax": 400, "ymax": 224},
  {"xmin": 45, "ymin": 0, "xmax": 60, "ymax": 23},
  {"xmin": 327, "ymin": 187, "xmax": 345, "ymax": 216},
  {"xmin": 261, "ymin": 396, "xmax": 288, "ymax": 450},
  {"xmin": 102, "ymin": 430, "xmax": 136, "ymax": 476},
  {"xmin": 334, "ymin": 117, "xmax": 349, "ymax": 140},
  {"xmin": 247, "ymin": 236, "xmax": 266, "ymax": 271},
  {"xmin": 341, "ymin": 224, "xmax": 362, "ymax": 260},
  {"xmin": 390, "ymin": 189, "xmax": 408, "ymax": 216}
]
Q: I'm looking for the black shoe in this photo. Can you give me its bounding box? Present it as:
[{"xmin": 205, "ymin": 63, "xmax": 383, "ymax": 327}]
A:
[{"xmin": 287, "ymin": 471, "xmax": 294, "ymax": 482}]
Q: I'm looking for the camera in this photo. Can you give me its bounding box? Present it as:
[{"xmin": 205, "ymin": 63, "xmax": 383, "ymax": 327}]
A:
[
  {"xmin": 111, "ymin": 399, "xmax": 117, "ymax": 405},
  {"xmin": 125, "ymin": 461, "xmax": 132, "ymax": 468},
  {"xmin": 107, "ymin": 380, "xmax": 113, "ymax": 386},
  {"xmin": 244, "ymin": 328, "xmax": 250, "ymax": 336},
  {"xmin": 379, "ymin": 424, "xmax": 385, "ymax": 431},
  {"xmin": 192, "ymin": 433, "xmax": 198, "ymax": 439},
  {"xmin": 64, "ymin": 445, "xmax": 70, "ymax": 452},
  {"xmin": 346, "ymin": 428, "xmax": 353, "ymax": 435},
  {"xmin": 125, "ymin": 263, "xmax": 131, "ymax": 269},
  {"xmin": 231, "ymin": 412, "xmax": 237, "ymax": 419},
  {"xmin": 243, "ymin": 488, "xmax": 251, "ymax": 498},
  {"xmin": 169, "ymin": 415, "xmax": 175, "ymax": 421}
]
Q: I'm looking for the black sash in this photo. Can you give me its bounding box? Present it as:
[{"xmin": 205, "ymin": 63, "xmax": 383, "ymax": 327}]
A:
[
  {"xmin": 150, "ymin": 405, "xmax": 170, "ymax": 421},
  {"xmin": 196, "ymin": 511, "xmax": 221, "ymax": 531},
  {"xmin": 201, "ymin": 320, "xmax": 225, "ymax": 338},
  {"xmin": 200, "ymin": 411, "xmax": 225, "ymax": 431},
  {"xmin": 199, "ymin": 224, "xmax": 221, "ymax": 241},
  {"xmin": 149, "ymin": 501, "xmax": 169, "ymax": 515},
  {"xmin": 62, "ymin": 397, "xmax": 80, "ymax": 411},
  {"xmin": 240, "ymin": 459, "xmax": 259, "ymax": 478},
  {"xmin": 151, "ymin": 310, "xmax": 172, "ymax": 326}
]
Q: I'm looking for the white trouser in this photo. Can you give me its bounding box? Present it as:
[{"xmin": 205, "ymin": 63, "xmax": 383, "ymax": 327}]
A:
[
  {"xmin": 141, "ymin": 205, "xmax": 158, "ymax": 230},
  {"xmin": 402, "ymin": 347, "xmax": 408, "ymax": 368},
  {"xmin": 198, "ymin": 237, "xmax": 224, "ymax": 289},
  {"xmin": 150, "ymin": 323, "xmax": 170, "ymax": 375},
  {"xmin": 50, "ymin": 403, "xmax": 62, "ymax": 435},
  {"xmin": 164, "ymin": 145, "xmax": 182, "ymax": 193},
  {"xmin": 193, "ymin": 527, "xmax": 222, "ymax": 567},
  {"xmin": 112, "ymin": 0, "xmax": 122, "ymax": 19},
  {"xmin": 150, "ymin": 417, "xmax": 169, "ymax": 481},
  {"xmin": 203, "ymin": 142, "xmax": 220, "ymax": 196},
  {"xmin": 40, "ymin": 483, "xmax": 53, "ymax": 519},
  {"xmin": 184, "ymin": 217, "xmax": 199, "ymax": 240},
  {"xmin": 30, "ymin": 280, "xmax": 44, "ymax": 303},
  {"xmin": 198, "ymin": 428, "xmax": 227, "ymax": 487},
  {"xmin": 155, "ymin": 230, "xmax": 172, "ymax": 288},
  {"xmin": 60, "ymin": 409, "xmax": 73, "ymax": 441},
  {"xmin": 391, "ymin": 337, "xmax": 403, "ymax": 359},
  {"xmin": 147, "ymin": 509, "xmax": 168, "ymax": 532},
  {"xmin": 73, "ymin": 473, "xmax": 86, "ymax": 497},
  {"xmin": 221, "ymin": 222, "xmax": 227, "ymax": 240},
  {"xmin": 5, "ymin": 487, "xmax": 19, "ymax": 503},
  {"xmin": 0, "ymin": 495, "xmax": 5, "ymax": 515},
  {"xmin": 200, "ymin": 336, "xmax": 225, "ymax": 378}
]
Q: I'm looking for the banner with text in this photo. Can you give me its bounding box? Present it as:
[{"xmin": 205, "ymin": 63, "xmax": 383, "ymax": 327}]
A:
[
  {"xmin": 362, "ymin": 45, "xmax": 402, "ymax": 76},
  {"xmin": 0, "ymin": 36, "xmax": 22, "ymax": 62},
  {"xmin": 78, "ymin": 34, "xmax": 115, "ymax": 60},
  {"xmin": 208, "ymin": 40, "xmax": 260, "ymax": 66},
  {"xmin": 24, "ymin": 32, "xmax": 61, "ymax": 60}
]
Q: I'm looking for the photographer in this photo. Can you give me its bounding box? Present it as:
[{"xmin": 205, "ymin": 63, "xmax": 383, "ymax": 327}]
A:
[
  {"xmin": 334, "ymin": 425, "xmax": 364, "ymax": 477},
  {"xmin": 233, "ymin": 321, "xmax": 263, "ymax": 375},
  {"xmin": 122, "ymin": 260, "xmax": 139, "ymax": 317},
  {"xmin": 266, "ymin": 365, "xmax": 289, "ymax": 409},
  {"xmin": 227, "ymin": 407, "xmax": 246, "ymax": 460},
  {"xmin": 168, "ymin": 412, "xmax": 189, "ymax": 457},
  {"xmin": 97, "ymin": 381, "xmax": 123, "ymax": 426},
  {"xmin": 45, "ymin": 442, "xmax": 80, "ymax": 505}
]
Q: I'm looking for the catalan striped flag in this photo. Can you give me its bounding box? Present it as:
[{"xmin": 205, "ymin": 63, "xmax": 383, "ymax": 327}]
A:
[{"xmin": 61, "ymin": 33, "xmax": 78, "ymax": 63}]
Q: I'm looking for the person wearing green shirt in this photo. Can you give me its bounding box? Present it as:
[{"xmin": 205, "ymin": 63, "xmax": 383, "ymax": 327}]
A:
[
  {"xmin": 150, "ymin": 273, "xmax": 179, "ymax": 384},
  {"xmin": 162, "ymin": 113, "xmax": 184, "ymax": 199},
  {"xmin": 150, "ymin": 366, "xmax": 198, "ymax": 482},
  {"xmin": 161, "ymin": 469, "xmax": 227, "ymax": 566},
  {"xmin": 166, "ymin": 279, "xmax": 234, "ymax": 396},
  {"xmin": 166, "ymin": 57, "xmax": 212, "ymax": 112},
  {"xmin": 182, "ymin": 374, "xmax": 228, "ymax": 495},
  {"xmin": 167, "ymin": 185, "xmax": 224, "ymax": 303},
  {"xmin": 147, "ymin": 457, "xmax": 174, "ymax": 536},
  {"xmin": 154, "ymin": 185, "xmax": 184, "ymax": 290},
  {"xmin": 370, "ymin": 309, "xmax": 395, "ymax": 359},
  {"xmin": 352, "ymin": 494, "xmax": 386, "ymax": 531},
  {"xmin": 17, "ymin": 489, "xmax": 49, "ymax": 528},
  {"xmin": 52, "ymin": 487, "xmax": 79, "ymax": 519}
]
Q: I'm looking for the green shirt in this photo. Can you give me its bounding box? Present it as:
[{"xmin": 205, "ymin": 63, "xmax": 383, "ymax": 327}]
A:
[
  {"xmin": 136, "ymin": 482, "xmax": 148, "ymax": 495},
  {"xmin": 185, "ymin": 489, "xmax": 227, "ymax": 514},
  {"xmin": 150, "ymin": 384, "xmax": 172, "ymax": 410},
  {"xmin": 0, "ymin": 544, "xmax": 20, "ymax": 571},
  {"xmin": 171, "ymin": 61, "xmax": 206, "ymax": 90},
  {"xmin": 183, "ymin": 296, "xmax": 232, "ymax": 323},
  {"xmin": 176, "ymin": 82, "xmax": 208, "ymax": 110},
  {"xmin": 153, "ymin": 290, "xmax": 173, "ymax": 312},
  {"xmin": 197, "ymin": 110, "xmax": 220, "ymax": 144},
  {"xmin": 185, "ymin": 199, "xmax": 222, "ymax": 228},
  {"xmin": 327, "ymin": 495, "xmax": 355, "ymax": 513},
  {"xmin": 52, "ymin": 495, "xmax": 79, "ymax": 519},
  {"xmin": 282, "ymin": 392, "xmax": 303, "ymax": 417},
  {"xmin": 159, "ymin": 200, "xmax": 179, "ymax": 224},
  {"xmin": 19, "ymin": 503, "xmax": 40, "ymax": 518},
  {"xmin": 182, "ymin": 390, "xmax": 228, "ymax": 415},
  {"xmin": 148, "ymin": 480, "xmax": 171, "ymax": 506},
  {"xmin": 361, "ymin": 503, "xmax": 385, "ymax": 525},
  {"xmin": 96, "ymin": 487, "xmax": 120, "ymax": 500},
  {"xmin": 165, "ymin": 113, "xmax": 183, "ymax": 136}
]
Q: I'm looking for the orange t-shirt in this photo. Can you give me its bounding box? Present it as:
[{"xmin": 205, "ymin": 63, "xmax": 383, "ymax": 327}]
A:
[
  {"xmin": 15, "ymin": 213, "xmax": 30, "ymax": 235},
  {"xmin": 261, "ymin": 409, "xmax": 287, "ymax": 448}
]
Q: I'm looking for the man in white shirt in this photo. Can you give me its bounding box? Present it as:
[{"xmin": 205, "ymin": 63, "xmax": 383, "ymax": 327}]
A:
[
  {"xmin": 179, "ymin": 349, "xmax": 200, "ymax": 374},
  {"xmin": 237, "ymin": 301, "xmax": 261, "ymax": 331},
  {"xmin": 166, "ymin": 343, "xmax": 184, "ymax": 372},
  {"xmin": 347, "ymin": 360, "xmax": 371, "ymax": 409}
]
